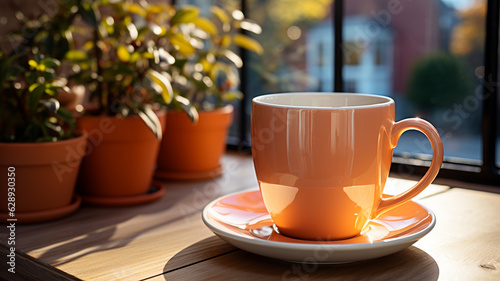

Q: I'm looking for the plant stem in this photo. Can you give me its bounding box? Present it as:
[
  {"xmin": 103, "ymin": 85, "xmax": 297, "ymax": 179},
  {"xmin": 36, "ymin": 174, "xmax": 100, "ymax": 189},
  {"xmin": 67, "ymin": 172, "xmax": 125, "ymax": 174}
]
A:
[
  {"xmin": 10, "ymin": 81, "xmax": 28, "ymax": 123},
  {"xmin": 94, "ymin": 25, "xmax": 104, "ymax": 115}
]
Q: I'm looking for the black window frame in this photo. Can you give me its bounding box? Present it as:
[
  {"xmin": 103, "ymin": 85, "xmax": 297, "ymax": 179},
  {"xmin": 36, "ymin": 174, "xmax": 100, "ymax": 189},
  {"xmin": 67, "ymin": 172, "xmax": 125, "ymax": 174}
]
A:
[{"xmin": 227, "ymin": 0, "xmax": 500, "ymax": 187}]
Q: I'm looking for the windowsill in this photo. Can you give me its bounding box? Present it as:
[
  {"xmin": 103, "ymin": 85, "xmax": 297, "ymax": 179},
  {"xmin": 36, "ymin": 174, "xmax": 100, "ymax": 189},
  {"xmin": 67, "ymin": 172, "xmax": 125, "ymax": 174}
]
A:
[{"xmin": 1, "ymin": 152, "xmax": 499, "ymax": 280}]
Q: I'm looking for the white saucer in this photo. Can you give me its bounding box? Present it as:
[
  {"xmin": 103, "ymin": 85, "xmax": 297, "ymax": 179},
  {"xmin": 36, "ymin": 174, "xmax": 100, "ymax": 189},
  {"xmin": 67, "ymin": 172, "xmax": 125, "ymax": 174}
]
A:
[{"xmin": 202, "ymin": 189, "xmax": 436, "ymax": 264}]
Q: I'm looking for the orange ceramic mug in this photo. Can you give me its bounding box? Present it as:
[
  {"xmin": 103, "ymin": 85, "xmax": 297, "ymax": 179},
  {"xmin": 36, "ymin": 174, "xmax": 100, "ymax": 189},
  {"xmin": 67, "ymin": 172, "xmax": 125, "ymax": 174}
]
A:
[{"xmin": 251, "ymin": 93, "xmax": 443, "ymax": 241}]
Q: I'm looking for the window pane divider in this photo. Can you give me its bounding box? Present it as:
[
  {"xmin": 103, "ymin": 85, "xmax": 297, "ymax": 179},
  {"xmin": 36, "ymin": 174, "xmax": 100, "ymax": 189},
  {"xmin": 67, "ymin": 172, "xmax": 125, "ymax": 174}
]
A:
[{"xmin": 482, "ymin": 0, "xmax": 499, "ymax": 177}]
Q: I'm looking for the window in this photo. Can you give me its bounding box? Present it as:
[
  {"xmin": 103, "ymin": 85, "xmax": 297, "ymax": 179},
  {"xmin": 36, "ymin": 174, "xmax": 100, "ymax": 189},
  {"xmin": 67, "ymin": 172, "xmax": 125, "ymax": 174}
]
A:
[{"xmin": 183, "ymin": 0, "xmax": 500, "ymax": 185}]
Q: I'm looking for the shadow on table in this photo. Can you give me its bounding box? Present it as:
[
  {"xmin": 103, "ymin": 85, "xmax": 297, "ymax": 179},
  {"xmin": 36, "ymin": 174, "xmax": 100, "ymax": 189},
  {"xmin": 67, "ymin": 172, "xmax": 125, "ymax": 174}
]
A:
[
  {"xmin": 162, "ymin": 237, "xmax": 439, "ymax": 280},
  {"xmin": 11, "ymin": 182, "xmax": 193, "ymax": 266}
]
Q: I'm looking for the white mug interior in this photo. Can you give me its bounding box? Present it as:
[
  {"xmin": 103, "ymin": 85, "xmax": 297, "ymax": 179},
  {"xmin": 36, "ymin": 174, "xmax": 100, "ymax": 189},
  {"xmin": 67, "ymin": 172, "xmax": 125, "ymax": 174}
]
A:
[{"xmin": 252, "ymin": 93, "xmax": 393, "ymax": 109}]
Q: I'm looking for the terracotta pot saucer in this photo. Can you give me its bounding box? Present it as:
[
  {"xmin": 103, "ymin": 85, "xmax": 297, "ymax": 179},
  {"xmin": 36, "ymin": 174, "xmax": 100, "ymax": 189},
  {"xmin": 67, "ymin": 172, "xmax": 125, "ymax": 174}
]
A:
[
  {"xmin": 154, "ymin": 165, "xmax": 223, "ymax": 181},
  {"xmin": 81, "ymin": 181, "xmax": 166, "ymax": 207},
  {"xmin": 0, "ymin": 195, "xmax": 82, "ymax": 224}
]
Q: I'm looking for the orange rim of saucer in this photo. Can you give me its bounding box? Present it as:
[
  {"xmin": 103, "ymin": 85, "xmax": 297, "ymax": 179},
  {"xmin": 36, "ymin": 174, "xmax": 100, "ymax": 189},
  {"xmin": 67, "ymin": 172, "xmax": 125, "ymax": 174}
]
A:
[
  {"xmin": 81, "ymin": 181, "xmax": 166, "ymax": 207},
  {"xmin": 0, "ymin": 195, "xmax": 82, "ymax": 224},
  {"xmin": 154, "ymin": 165, "xmax": 223, "ymax": 181}
]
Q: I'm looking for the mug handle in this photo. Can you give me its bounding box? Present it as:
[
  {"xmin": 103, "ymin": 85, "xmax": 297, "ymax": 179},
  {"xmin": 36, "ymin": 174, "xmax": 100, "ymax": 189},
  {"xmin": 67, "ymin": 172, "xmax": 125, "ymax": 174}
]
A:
[{"xmin": 374, "ymin": 118, "xmax": 444, "ymax": 218}]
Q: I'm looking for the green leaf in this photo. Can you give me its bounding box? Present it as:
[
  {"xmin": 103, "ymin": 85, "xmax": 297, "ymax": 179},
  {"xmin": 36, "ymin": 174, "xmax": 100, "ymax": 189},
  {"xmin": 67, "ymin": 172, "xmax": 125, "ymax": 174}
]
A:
[
  {"xmin": 44, "ymin": 31, "xmax": 55, "ymax": 57},
  {"xmin": 26, "ymin": 72, "xmax": 38, "ymax": 84},
  {"xmin": 29, "ymin": 84, "xmax": 45, "ymax": 109},
  {"xmin": 56, "ymin": 106, "xmax": 74, "ymax": 122},
  {"xmin": 43, "ymin": 69, "xmax": 55, "ymax": 82},
  {"xmin": 39, "ymin": 98, "xmax": 60, "ymax": 113},
  {"xmin": 171, "ymin": 5, "xmax": 200, "ymax": 25},
  {"xmin": 6, "ymin": 65, "xmax": 23, "ymax": 79},
  {"xmin": 40, "ymin": 58, "xmax": 61, "ymax": 69},
  {"xmin": 174, "ymin": 95, "xmax": 198, "ymax": 124},
  {"xmin": 44, "ymin": 121, "xmax": 63, "ymax": 137},
  {"xmin": 57, "ymin": 107, "xmax": 76, "ymax": 136},
  {"xmin": 79, "ymin": 2, "xmax": 98, "ymax": 28},
  {"xmin": 233, "ymin": 34, "xmax": 263, "ymax": 54},
  {"xmin": 148, "ymin": 69, "xmax": 173, "ymax": 104},
  {"xmin": 138, "ymin": 107, "xmax": 162, "ymax": 140},
  {"xmin": 57, "ymin": 32, "xmax": 71, "ymax": 60},
  {"xmin": 23, "ymin": 123, "xmax": 43, "ymax": 142}
]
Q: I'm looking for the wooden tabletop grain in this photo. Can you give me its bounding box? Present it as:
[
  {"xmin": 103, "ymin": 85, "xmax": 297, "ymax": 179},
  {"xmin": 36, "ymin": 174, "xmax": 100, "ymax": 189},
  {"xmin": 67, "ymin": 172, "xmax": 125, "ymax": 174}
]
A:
[{"xmin": 1, "ymin": 152, "xmax": 499, "ymax": 281}]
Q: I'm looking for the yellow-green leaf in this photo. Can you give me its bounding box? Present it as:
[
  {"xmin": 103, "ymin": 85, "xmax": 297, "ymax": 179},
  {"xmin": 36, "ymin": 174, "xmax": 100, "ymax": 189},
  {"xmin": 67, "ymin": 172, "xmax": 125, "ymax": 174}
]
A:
[
  {"xmin": 127, "ymin": 23, "xmax": 138, "ymax": 40},
  {"xmin": 143, "ymin": 52, "xmax": 154, "ymax": 59},
  {"xmin": 127, "ymin": 3, "xmax": 147, "ymax": 18},
  {"xmin": 37, "ymin": 64, "xmax": 46, "ymax": 71},
  {"xmin": 237, "ymin": 20, "xmax": 262, "ymax": 34},
  {"xmin": 147, "ymin": 5, "xmax": 163, "ymax": 14},
  {"xmin": 138, "ymin": 107, "xmax": 162, "ymax": 140},
  {"xmin": 130, "ymin": 52, "xmax": 141, "ymax": 63},
  {"xmin": 117, "ymin": 46, "xmax": 130, "ymax": 62},
  {"xmin": 221, "ymin": 91, "xmax": 243, "ymax": 102},
  {"xmin": 200, "ymin": 58, "xmax": 213, "ymax": 73},
  {"xmin": 28, "ymin": 60, "xmax": 37, "ymax": 69},
  {"xmin": 169, "ymin": 33, "xmax": 195, "ymax": 56},
  {"xmin": 220, "ymin": 35, "xmax": 231, "ymax": 47},
  {"xmin": 157, "ymin": 4, "xmax": 175, "ymax": 16},
  {"xmin": 174, "ymin": 95, "xmax": 198, "ymax": 124},
  {"xmin": 45, "ymin": 87, "xmax": 56, "ymax": 96},
  {"xmin": 193, "ymin": 17, "xmax": 217, "ymax": 36},
  {"xmin": 209, "ymin": 62, "xmax": 227, "ymax": 81},
  {"xmin": 233, "ymin": 34, "xmax": 263, "ymax": 54},
  {"xmin": 210, "ymin": 6, "xmax": 229, "ymax": 24},
  {"xmin": 65, "ymin": 50, "xmax": 88, "ymax": 61},
  {"xmin": 149, "ymin": 22, "xmax": 166, "ymax": 36},
  {"xmin": 223, "ymin": 50, "xmax": 243, "ymax": 68},
  {"xmin": 171, "ymin": 5, "xmax": 199, "ymax": 25},
  {"xmin": 29, "ymin": 83, "xmax": 40, "ymax": 92},
  {"xmin": 148, "ymin": 69, "xmax": 173, "ymax": 104}
]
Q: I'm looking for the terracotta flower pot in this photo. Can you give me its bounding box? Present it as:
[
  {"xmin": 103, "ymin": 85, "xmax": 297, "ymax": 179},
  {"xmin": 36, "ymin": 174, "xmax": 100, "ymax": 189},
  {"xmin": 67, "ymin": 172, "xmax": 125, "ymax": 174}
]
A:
[
  {"xmin": 76, "ymin": 111, "xmax": 166, "ymax": 199},
  {"xmin": 0, "ymin": 134, "xmax": 88, "ymax": 222},
  {"xmin": 156, "ymin": 105, "xmax": 233, "ymax": 180}
]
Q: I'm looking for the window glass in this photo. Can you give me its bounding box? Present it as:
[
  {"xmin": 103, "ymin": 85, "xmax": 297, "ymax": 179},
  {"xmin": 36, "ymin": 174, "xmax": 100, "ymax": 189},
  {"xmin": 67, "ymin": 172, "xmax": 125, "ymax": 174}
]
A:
[
  {"xmin": 497, "ymin": 96, "xmax": 500, "ymax": 167},
  {"xmin": 497, "ymin": 3, "xmax": 500, "ymax": 167},
  {"xmin": 244, "ymin": 0, "xmax": 335, "ymax": 140},
  {"xmin": 497, "ymin": 97, "xmax": 500, "ymax": 167},
  {"xmin": 344, "ymin": 0, "xmax": 485, "ymax": 163},
  {"xmin": 184, "ymin": 0, "xmax": 492, "ymax": 165}
]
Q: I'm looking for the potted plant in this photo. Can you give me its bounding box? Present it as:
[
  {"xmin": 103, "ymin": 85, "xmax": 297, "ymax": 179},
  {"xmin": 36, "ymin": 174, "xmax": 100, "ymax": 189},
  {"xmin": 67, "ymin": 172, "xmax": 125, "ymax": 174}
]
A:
[
  {"xmin": 60, "ymin": 0, "xmax": 180, "ymax": 205},
  {"xmin": 155, "ymin": 5, "xmax": 263, "ymax": 180},
  {"xmin": 0, "ymin": 48, "xmax": 87, "ymax": 223}
]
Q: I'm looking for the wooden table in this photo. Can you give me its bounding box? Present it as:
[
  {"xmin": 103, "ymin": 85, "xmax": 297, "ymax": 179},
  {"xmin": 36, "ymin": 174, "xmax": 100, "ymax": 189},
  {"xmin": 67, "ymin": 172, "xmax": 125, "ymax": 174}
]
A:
[{"xmin": 1, "ymin": 152, "xmax": 500, "ymax": 280}]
